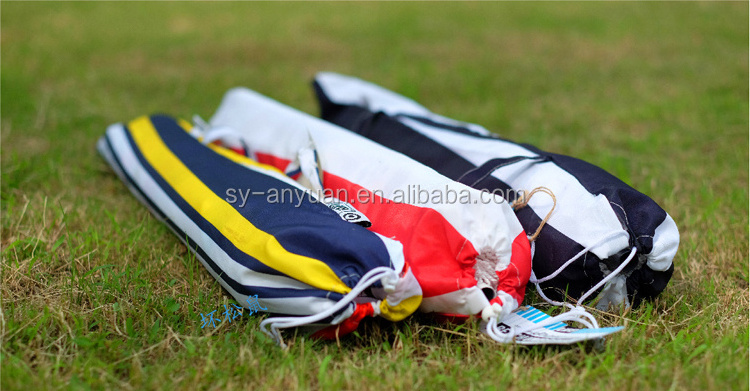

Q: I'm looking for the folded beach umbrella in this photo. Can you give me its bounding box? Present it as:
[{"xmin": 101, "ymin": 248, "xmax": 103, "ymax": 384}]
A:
[
  {"xmin": 97, "ymin": 114, "xmax": 422, "ymax": 347},
  {"xmin": 202, "ymin": 88, "xmax": 533, "ymax": 332},
  {"xmin": 313, "ymin": 72, "xmax": 679, "ymax": 310}
]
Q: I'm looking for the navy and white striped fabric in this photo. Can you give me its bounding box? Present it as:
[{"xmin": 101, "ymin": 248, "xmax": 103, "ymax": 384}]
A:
[
  {"xmin": 313, "ymin": 72, "xmax": 679, "ymax": 309},
  {"xmin": 97, "ymin": 115, "xmax": 421, "ymax": 342}
]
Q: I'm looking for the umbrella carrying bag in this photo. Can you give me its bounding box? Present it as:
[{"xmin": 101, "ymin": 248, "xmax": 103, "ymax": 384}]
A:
[
  {"xmin": 313, "ymin": 72, "xmax": 679, "ymax": 309},
  {"xmin": 97, "ymin": 114, "xmax": 422, "ymax": 346},
  {"xmin": 202, "ymin": 87, "xmax": 533, "ymax": 330}
]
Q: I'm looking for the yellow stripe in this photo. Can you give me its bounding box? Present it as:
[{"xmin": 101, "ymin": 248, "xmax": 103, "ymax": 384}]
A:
[
  {"xmin": 177, "ymin": 119, "xmax": 193, "ymax": 131},
  {"xmin": 128, "ymin": 116, "xmax": 350, "ymax": 294},
  {"xmin": 173, "ymin": 119, "xmax": 285, "ymax": 174},
  {"xmin": 379, "ymin": 295, "xmax": 422, "ymax": 322},
  {"xmin": 206, "ymin": 143, "xmax": 285, "ymax": 175}
]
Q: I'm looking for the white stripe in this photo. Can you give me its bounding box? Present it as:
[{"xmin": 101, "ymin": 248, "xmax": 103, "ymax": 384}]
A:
[
  {"xmin": 261, "ymin": 296, "xmax": 348, "ymax": 317},
  {"xmin": 399, "ymin": 118, "xmax": 630, "ymax": 260},
  {"xmin": 647, "ymin": 214, "xmax": 679, "ymax": 271},
  {"xmin": 374, "ymin": 232, "xmax": 405, "ymax": 274}
]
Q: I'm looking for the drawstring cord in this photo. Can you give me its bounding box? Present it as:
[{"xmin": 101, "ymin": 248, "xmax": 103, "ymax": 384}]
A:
[
  {"xmin": 533, "ymin": 244, "xmax": 638, "ymax": 307},
  {"xmin": 201, "ymin": 126, "xmax": 241, "ymax": 145},
  {"xmin": 194, "ymin": 115, "xmax": 237, "ymax": 145},
  {"xmin": 510, "ymin": 187, "xmax": 636, "ymax": 307},
  {"xmin": 193, "ymin": 115, "xmax": 254, "ymax": 158},
  {"xmin": 259, "ymin": 266, "xmax": 398, "ymax": 348},
  {"xmin": 529, "ymin": 230, "xmax": 637, "ymax": 305},
  {"xmin": 487, "ymin": 242, "xmax": 637, "ymax": 343},
  {"xmin": 485, "ymin": 304, "xmax": 599, "ymax": 343},
  {"xmin": 486, "ymin": 225, "xmax": 637, "ymax": 342},
  {"xmin": 510, "ymin": 189, "xmax": 627, "ymax": 306}
]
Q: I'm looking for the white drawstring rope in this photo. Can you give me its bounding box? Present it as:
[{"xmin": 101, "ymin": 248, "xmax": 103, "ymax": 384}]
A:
[
  {"xmin": 577, "ymin": 245, "xmax": 637, "ymax": 304},
  {"xmin": 485, "ymin": 232, "xmax": 638, "ymax": 343},
  {"xmin": 485, "ymin": 305, "xmax": 601, "ymax": 343},
  {"xmin": 259, "ymin": 266, "xmax": 398, "ymax": 348},
  {"xmin": 191, "ymin": 115, "xmax": 242, "ymax": 146},
  {"xmin": 530, "ymin": 231, "xmax": 629, "ymax": 285},
  {"xmin": 190, "ymin": 115, "xmax": 210, "ymax": 138},
  {"xmin": 529, "ymin": 230, "xmax": 638, "ymax": 308},
  {"xmin": 201, "ymin": 126, "xmax": 243, "ymax": 145}
]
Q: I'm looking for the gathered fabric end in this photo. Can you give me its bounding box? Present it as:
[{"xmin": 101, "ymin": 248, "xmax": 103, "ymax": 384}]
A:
[
  {"xmin": 474, "ymin": 246, "xmax": 501, "ymax": 298},
  {"xmin": 260, "ymin": 266, "xmax": 400, "ymax": 348}
]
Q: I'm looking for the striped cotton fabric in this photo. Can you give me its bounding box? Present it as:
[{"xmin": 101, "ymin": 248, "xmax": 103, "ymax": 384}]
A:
[
  {"xmin": 313, "ymin": 72, "xmax": 679, "ymax": 309},
  {"xmin": 97, "ymin": 114, "xmax": 421, "ymax": 338},
  {"xmin": 207, "ymin": 88, "xmax": 531, "ymax": 320}
]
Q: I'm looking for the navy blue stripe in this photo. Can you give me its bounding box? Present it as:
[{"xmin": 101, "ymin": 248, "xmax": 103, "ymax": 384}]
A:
[
  {"xmin": 626, "ymin": 261, "xmax": 674, "ymax": 307},
  {"xmin": 103, "ymin": 130, "xmax": 346, "ymax": 303},
  {"xmin": 147, "ymin": 115, "xmax": 394, "ymax": 287},
  {"xmin": 319, "ymin": 104, "xmax": 521, "ymax": 202},
  {"xmin": 401, "ymin": 111, "xmax": 666, "ymax": 252},
  {"xmin": 119, "ymin": 120, "xmax": 284, "ymax": 278},
  {"xmin": 315, "ymin": 82, "xmax": 492, "ymax": 185},
  {"xmin": 396, "ymin": 114, "xmax": 512, "ymax": 141}
]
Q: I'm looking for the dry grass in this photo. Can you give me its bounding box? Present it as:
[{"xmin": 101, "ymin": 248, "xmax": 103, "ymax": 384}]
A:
[{"xmin": 2, "ymin": 2, "xmax": 747, "ymax": 390}]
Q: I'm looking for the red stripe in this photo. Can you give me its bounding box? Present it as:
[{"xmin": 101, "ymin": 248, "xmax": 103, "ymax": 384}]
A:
[
  {"xmin": 491, "ymin": 231, "xmax": 532, "ymax": 307},
  {"xmin": 324, "ymin": 172, "xmax": 479, "ymax": 297},
  {"xmin": 311, "ymin": 303, "xmax": 375, "ymax": 340},
  {"xmin": 229, "ymin": 146, "xmax": 247, "ymax": 156},
  {"xmin": 255, "ymin": 152, "xmax": 293, "ymax": 172}
]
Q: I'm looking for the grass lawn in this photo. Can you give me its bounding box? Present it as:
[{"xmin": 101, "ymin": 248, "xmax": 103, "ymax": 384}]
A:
[{"xmin": 2, "ymin": 2, "xmax": 748, "ymax": 390}]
